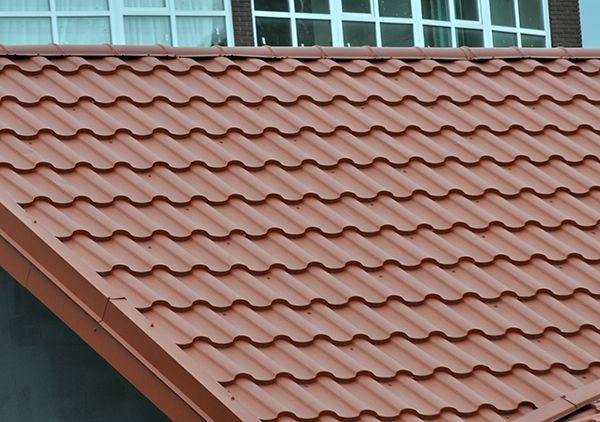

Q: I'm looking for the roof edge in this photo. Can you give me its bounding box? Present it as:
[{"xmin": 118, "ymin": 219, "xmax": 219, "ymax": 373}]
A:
[
  {"xmin": 0, "ymin": 235, "xmax": 205, "ymax": 421},
  {"xmin": 2, "ymin": 44, "xmax": 600, "ymax": 60},
  {"xmin": 515, "ymin": 379, "xmax": 600, "ymax": 422},
  {"xmin": 0, "ymin": 198, "xmax": 254, "ymax": 422}
]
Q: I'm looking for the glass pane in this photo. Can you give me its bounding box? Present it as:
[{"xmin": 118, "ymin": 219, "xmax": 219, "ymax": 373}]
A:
[
  {"xmin": 379, "ymin": 0, "xmax": 411, "ymax": 17},
  {"xmin": 175, "ymin": 0, "xmax": 224, "ymax": 10},
  {"xmin": 176, "ymin": 16, "xmax": 226, "ymax": 46},
  {"xmin": 56, "ymin": 0, "xmax": 108, "ymax": 11},
  {"xmin": 343, "ymin": 21, "xmax": 376, "ymax": 46},
  {"xmin": 254, "ymin": 0, "xmax": 288, "ymax": 11},
  {"xmin": 521, "ymin": 34, "xmax": 545, "ymax": 47},
  {"xmin": 0, "ymin": 18, "xmax": 52, "ymax": 43},
  {"xmin": 422, "ymin": 0, "xmax": 449, "ymax": 20},
  {"xmin": 455, "ymin": 0, "xmax": 478, "ymax": 20},
  {"xmin": 256, "ymin": 17, "xmax": 292, "ymax": 45},
  {"xmin": 297, "ymin": 19, "xmax": 332, "ymax": 46},
  {"xmin": 492, "ymin": 30, "xmax": 517, "ymax": 46},
  {"xmin": 519, "ymin": 0, "xmax": 544, "ymax": 29},
  {"xmin": 381, "ymin": 23, "xmax": 413, "ymax": 46},
  {"xmin": 490, "ymin": 0, "xmax": 515, "ymax": 26},
  {"xmin": 124, "ymin": 16, "xmax": 171, "ymax": 45},
  {"xmin": 0, "ymin": 0, "xmax": 48, "ymax": 11},
  {"xmin": 423, "ymin": 25, "xmax": 451, "ymax": 46},
  {"xmin": 124, "ymin": 0, "xmax": 165, "ymax": 7},
  {"xmin": 295, "ymin": 0, "xmax": 329, "ymax": 13},
  {"xmin": 342, "ymin": 0, "xmax": 370, "ymax": 13},
  {"xmin": 58, "ymin": 17, "xmax": 110, "ymax": 44},
  {"xmin": 456, "ymin": 28, "xmax": 483, "ymax": 46}
]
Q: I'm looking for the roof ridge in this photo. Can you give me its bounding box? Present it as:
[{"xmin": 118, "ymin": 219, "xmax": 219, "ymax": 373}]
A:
[{"xmin": 1, "ymin": 44, "xmax": 600, "ymax": 60}]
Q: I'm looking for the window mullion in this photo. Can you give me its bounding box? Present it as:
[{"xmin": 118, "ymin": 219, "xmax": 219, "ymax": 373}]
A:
[
  {"xmin": 411, "ymin": 0, "xmax": 424, "ymax": 46},
  {"xmin": 109, "ymin": 0, "xmax": 124, "ymax": 44},
  {"xmin": 480, "ymin": 0, "xmax": 492, "ymax": 46},
  {"xmin": 372, "ymin": 0, "xmax": 382, "ymax": 46},
  {"xmin": 49, "ymin": 0, "xmax": 59, "ymax": 43},
  {"xmin": 167, "ymin": 0, "xmax": 177, "ymax": 46},
  {"xmin": 330, "ymin": 0, "xmax": 344, "ymax": 46}
]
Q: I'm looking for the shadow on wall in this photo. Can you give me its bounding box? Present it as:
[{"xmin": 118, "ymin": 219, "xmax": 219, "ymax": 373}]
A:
[
  {"xmin": 0, "ymin": 268, "xmax": 167, "ymax": 422},
  {"xmin": 580, "ymin": 0, "xmax": 600, "ymax": 47}
]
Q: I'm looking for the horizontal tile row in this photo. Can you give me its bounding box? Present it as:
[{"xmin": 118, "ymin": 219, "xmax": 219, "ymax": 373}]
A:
[
  {"xmin": 26, "ymin": 191, "xmax": 600, "ymax": 239},
  {"xmin": 65, "ymin": 223, "xmax": 600, "ymax": 274},
  {"xmin": 187, "ymin": 328, "xmax": 600, "ymax": 382},
  {"xmin": 1, "ymin": 98, "xmax": 599, "ymax": 137},
  {"xmin": 224, "ymin": 367, "xmax": 600, "ymax": 420},
  {"xmin": 2, "ymin": 128, "xmax": 599, "ymax": 171},
  {"xmin": 2, "ymin": 56, "xmax": 599, "ymax": 77},
  {"xmin": 2, "ymin": 65, "xmax": 599, "ymax": 106},
  {"xmin": 141, "ymin": 292, "xmax": 600, "ymax": 345},
  {"xmin": 4, "ymin": 159, "xmax": 599, "ymax": 205},
  {"xmin": 105, "ymin": 258, "xmax": 600, "ymax": 309}
]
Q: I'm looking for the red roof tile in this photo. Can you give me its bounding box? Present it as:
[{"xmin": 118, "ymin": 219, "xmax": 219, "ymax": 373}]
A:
[{"xmin": 0, "ymin": 46, "xmax": 600, "ymax": 421}]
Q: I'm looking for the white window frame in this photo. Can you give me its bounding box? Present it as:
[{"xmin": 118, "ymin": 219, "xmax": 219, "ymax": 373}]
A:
[
  {"xmin": 0, "ymin": 0, "xmax": 234, "ymax": 46},
  {"xmin": 251, "ymin": 0, "xmax": 551, "ymax": 47}
]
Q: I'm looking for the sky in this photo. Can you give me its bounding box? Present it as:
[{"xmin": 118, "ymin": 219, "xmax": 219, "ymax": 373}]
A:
[{"xmin": 580, "ymin": 0, "xmax": 600, "ymax": 47}]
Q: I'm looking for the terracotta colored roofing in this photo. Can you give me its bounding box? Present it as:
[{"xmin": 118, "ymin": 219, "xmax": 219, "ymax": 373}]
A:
[{"xmin": 0, "ymin": 45, "xmax": 600, "ymax": 421}]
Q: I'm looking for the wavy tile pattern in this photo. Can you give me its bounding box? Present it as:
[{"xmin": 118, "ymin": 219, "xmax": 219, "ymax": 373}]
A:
[{"xmin": 1, "ymin": 52, "xmax": 600, "ymax": 421}]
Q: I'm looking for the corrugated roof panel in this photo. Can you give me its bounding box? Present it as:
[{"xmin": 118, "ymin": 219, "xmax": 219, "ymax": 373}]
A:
[{"xmin": 0, "ymin": 47, "xmax": 599, "ymax": 421}]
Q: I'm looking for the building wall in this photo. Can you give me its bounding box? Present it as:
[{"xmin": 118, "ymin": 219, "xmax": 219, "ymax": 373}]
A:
[
  {"xmin": 0, "ymin": 268, "xmax": 166, "ymax": 422},
  {"xmin": 580, "ymin": 0, "xmax": 600, "ymax": 47},
  {"xmin": 232, "ymin": 0, "xmax": 254, "ymax": 46},
  {"xmin": 548, "ymin": 0, "xmax": 582, "ymax": 47}
]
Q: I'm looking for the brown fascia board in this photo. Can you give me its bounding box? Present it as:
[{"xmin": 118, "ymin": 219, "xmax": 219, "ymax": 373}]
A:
[
  {"xmin": 1, "ymin": 44, "xmax": 600, "ymax": 60},
  {"xmin": 0, "ymin": 197, "xmax": 256, "ymax": 422}
]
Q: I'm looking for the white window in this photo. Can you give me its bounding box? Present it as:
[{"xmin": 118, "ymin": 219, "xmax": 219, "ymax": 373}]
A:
[
  {"xmin": 0, "ymin": 0, "xmax": 233, "ymax": 46},
  {"xmin": 252, "ymin": 0, "xmax": 551, "ymax": 47}
]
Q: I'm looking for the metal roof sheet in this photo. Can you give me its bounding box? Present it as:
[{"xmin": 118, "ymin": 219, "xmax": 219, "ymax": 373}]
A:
[{"xmin": 0, "ymin": 46, "xmax": 599, "ymax": 421}]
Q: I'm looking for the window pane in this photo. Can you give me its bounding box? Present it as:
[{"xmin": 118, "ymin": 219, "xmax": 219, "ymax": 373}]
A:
[
  {"xmin": 0, "ymin": 18, "xmax": 52, "ymax": 43},
  {"xmin": 295, "ymin": 0, "xmax": 329, "ymax": 13},
  {"xmin": 124, "ymin": 0, "xmax": 165, "ymax": 7},
  {"xmin": 381, "ymin": 23, "xmax": 413, "ymax": 46},
  {"xmin": 124, "ymin": 16, "xmax": 171, "ymax": 45},
  {"xmin": 0, "ymin": 0, "xmax": 48, "ymax": 11},
  {"xmin": 490, "ymin": 0, "xmax": 515, "ymax": 26},
  {"xmin": 56, "ymin": 0, "xmax": 108, "ymax": 11},
  {"xmin": 456, "ymin": 28, "xmax": 483, "ymax": 46},
  {"xmin": 521, "ymin": 34, "xmax": 545, "ymax": 47},
  {"xmin": 423, "ymin": 25, "xmax": 451, "ymax": 46},
  {"xmin": 492, "ymin": 31, "xmax": 517, "ymax": 46},
  {"xmin": 175, "ymin": 0, "xmax": 224, "ymax": 10},
  {"xmin": 254, "ymin": 0, "xmax": 288, "ymax": 11},
  {"xmin": 343, "ymin": 21, "xmax": 376, "ymax": 46},
  {"xmin": 422, "ymin": 0, "xmax": 449, "ymax": 20},
  {"xmin": 177, "ymin": 16, "xmax": 226, "ymax": 46},
  {"xmin": 454, "ymin": 0, "xmax": 478, "ymax": 20},
  {"xmin": 297, "ymin": 19, "xmax": 332, "ymax": 46},
  {"xmin": 58, "ymin": 17, "xmax": 110, "ymax": 44},
  {"xmin": 256, "ymin": 17, "xmax": 292, "ymax": 45},
  {"xmin": 519, "ymin": 0, "xmax": 544, "ymax": 29},
  {"xmin": 342, "ymin": 0, "xmax": 370, "ymax": 13},
  {"xmin": 379, "ymin": 0, "xmax": 411, "ymax": 17}
]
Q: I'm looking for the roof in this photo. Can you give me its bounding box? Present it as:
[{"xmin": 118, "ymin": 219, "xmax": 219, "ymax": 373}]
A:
[{"xmin": 0, "ymin": 45, "xmax": 599, "ymax": 421}]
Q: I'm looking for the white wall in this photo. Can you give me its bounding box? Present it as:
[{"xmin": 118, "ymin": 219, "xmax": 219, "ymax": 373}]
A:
[{"xmin": 580, "ymin": 0, "xmax": 600, "ymax": 47}]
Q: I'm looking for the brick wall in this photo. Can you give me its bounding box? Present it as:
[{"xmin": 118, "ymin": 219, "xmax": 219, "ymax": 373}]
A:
[
  {"xmin": 231, "ymin": 0, "xmax": 255, "ymax": 46},
  {"xmin": 548, "ymin": 0, "xmax": 582, "ymax": 47}
]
